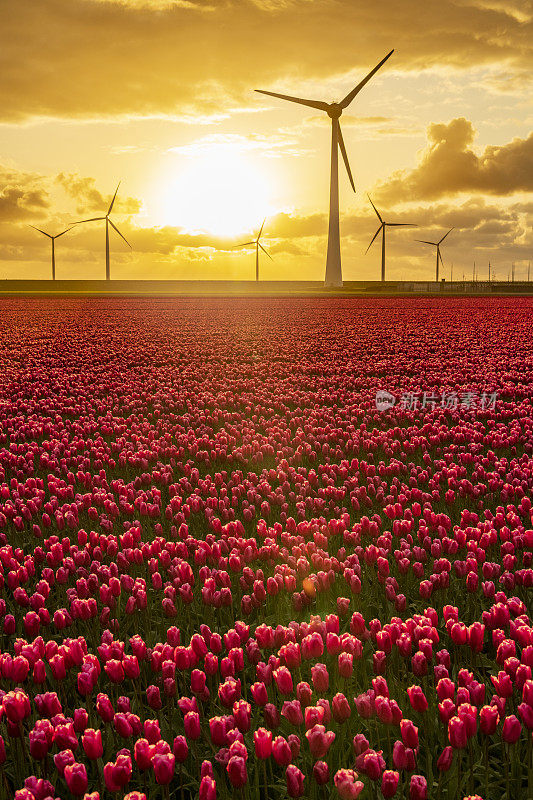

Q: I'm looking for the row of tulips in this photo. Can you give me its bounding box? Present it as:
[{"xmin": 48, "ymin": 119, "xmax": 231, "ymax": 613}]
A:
[{"xmin": 0, "ymin": 296, "xmax": 532, "ymax": 799}]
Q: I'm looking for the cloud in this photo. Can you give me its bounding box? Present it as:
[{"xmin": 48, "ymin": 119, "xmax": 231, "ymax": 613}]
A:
[
  {"xmin": 169, "ymin": 132, "xmax": 311, "ymax": 158},
  {"xmin": 56, "ymin": 174, "xmax": 142, "ymax": 215},
  {"xmin": 0, "ymin": 166, "xmax": 49, "ymax": 222},
  {"xmin": 375, "ymin": 118, "xmax": 533, "ymax": 202},
  {"xmin": 0, "ymin": 0, "xmax": 531, "ymax": 122}
]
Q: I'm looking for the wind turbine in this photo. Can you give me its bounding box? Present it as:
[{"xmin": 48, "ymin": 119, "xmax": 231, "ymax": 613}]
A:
[
  {"xmin": 74, "ymin": 183, "xmax": 131, "ymax": 280},
  {"xmin": 255, "ymin": 50, "xmax": 394, "ymax": 288},
  {"xmin": 234, "ymin": 218, "xmax": 272, "ymax": 281},
  {"xmin": 365, "ymin": 195, "xmax": 416, "ymax": 281},
  {"xmin": 415, "ymin": 228, "xmax": 454, "ymax": 281},
  {"xmin": 29, "ymin": 225, "xmax": 73, "ymax": 280}
]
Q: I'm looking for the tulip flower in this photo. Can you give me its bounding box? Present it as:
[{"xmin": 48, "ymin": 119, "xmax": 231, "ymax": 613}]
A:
[
  {"xmin": 286, "ymin": 764, "xmax": 305, "ymax": 797},
  {"xmin": 448, "ymin": 716, "xmax": 467, "ymax": 749},
  {"xmin": 313, "ymin": 760, "xmax": 330, "ymax": 785},
  {"xmin": 502, "ymin": 715, "xmax": 521, "ymax": 743},
  {"xmin": 254, "ymin": 727, "xmax": 272, "ymax": 759},
  {"xmin": 409, "ymin": 774, "xmax": 427, "ymax": 800},
  {"xmin": 334, "ymin": 768, "xmax": 364, "ymax": 799},
  {"xmin": 381, "ymin": 770, "xmax": 400, "ymax": 798},
  {"xmin": 272, "ymin": 736, "xmax": 292, "ymax": 766},
  {"xmin": 305, "ymin": 724, "xmax": 335, "ymax": 758},
  {"xmin": 227, "ymin": 754, "xmax": 247, "ymax": 787},
  {"xmin": 64, "ymin": 762, "xmax": 88, "ymax": 796},
  {"xmin": 199, "ymin": 776, "xmax": 216, "ymax": 800},
  {"xmin": 153, "ymin": 752, "xmax": 175, "ymax": 785},
  {"xmin": 82, "ymin": 729, "xmax": 103, "ymax": 760},
  {"xmin": 407, "ymin": 685, "xmax": 428, "ymax": 713}
]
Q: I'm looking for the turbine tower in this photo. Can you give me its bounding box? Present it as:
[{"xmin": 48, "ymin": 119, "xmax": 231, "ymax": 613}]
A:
[
  {"xmin": 255, "ymin": 50, "xmax": 394, "ymax": 287},
  {"xmin": 365, "ymin": 195, "xmax": 416, "ymax": 281},
  {"xmin": 29, "ymin": 226, "xmax": 72, "ymax": 280},
  {"xmin": 416, "ymin": 228, "xmax": 454, "ymax": 281},
  {"xmin": 234, "ymin": 218, "xmax": 272, "ymax": 280},
  {"xmin": 74, "ymin": 183, "xmax": 131, "ymax": 280}
]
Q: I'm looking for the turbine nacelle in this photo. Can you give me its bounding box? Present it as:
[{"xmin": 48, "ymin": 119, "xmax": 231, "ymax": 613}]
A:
[{"xmin": 327, "ymin": 103, "xmax": 343, "ymax": 119}]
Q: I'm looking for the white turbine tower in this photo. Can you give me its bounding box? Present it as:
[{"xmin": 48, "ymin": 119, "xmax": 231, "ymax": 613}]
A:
[
  {"xmin": 74, "ymin": 183, "xmax": 131, "ymax": 280},
  {"xmin": 234, "ymin": 218, "xmax": 272, "ymax": 281},
  {"xmin": 256, "ymin": 50, "xmax": 394, "ymax": 287},
  {"xmin": 365, "ymin": 195, "xmax": 416, "ymax": 281},
  {"xmin": 29, "ymin": 225, "xmax": 73, "ymax": 280},
  {"xmin": 416, "ymin": 228, "xmax": 454, "ymax": 282}
]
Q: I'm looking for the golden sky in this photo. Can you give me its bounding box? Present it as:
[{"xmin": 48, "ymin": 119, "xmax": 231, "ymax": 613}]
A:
[{"xmin": 0, "ymin": 0, "xmax": 531, "ymax": 281}]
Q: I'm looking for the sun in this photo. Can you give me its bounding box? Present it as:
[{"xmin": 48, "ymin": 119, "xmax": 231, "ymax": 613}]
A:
[{"xmin": 156, "ymin": 145, "xmax": 276, "ymax": 237}]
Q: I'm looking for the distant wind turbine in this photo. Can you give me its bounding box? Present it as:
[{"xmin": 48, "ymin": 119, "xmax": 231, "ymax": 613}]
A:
[
  {"xmin": 29, "ymin": 225, "xmax": 73, "ymax": 280},
  {"xmin": 415, "ymin": 228, "xmax": 454, "ymax": 281},
  {"xmin": 74, "ymin": 183, "xmax": 131, "ymax": 280},
  {"xmin": 234, "ymin": 218, "xmax": 272, "ymax": 281},
  {"xmin": 365, "ymin": 195, "xmax": 416, "ymax": 281},
  {"xmin": 255, "ymin": 50, "xmax": 394, "ymax": 287}
]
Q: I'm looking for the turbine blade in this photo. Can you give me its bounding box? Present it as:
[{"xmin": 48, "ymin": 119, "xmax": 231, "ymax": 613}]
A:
[
  {"xmin": 439, "ymin": 249, "xmax": 445, "ymax": 265},
  {"xmin": 367, "ymin": 194, "xmax": 383, "ymax": 223},
  {"xmin": 339, "ymin": 50, "xmax": 394, "ymax": 109},
  {"xmin": 254, "ymin": 89, "xmax": 329, "ymax": 112},
  {"xmin": 365, "ymin": 226, "xmax": 383, "ymax": 254},
  {"xmin": 72, "ymin": 217, "xmax": 105, "ymax": 223},
  {"xmin": 388, "ymin": 222, "xmax": 417, "ymax": 227},
  {"xmin": 257, "ymin": 218, "xmax": 266, "ymax": 240},
  {"xmin": 439, "ymin": 227, "xmax": 454, "ymax": 244},
  {"xmin": 259, "ymin": 243, "xmax": 273, "ymax": 260},
  {"xmin": 29, "ymin": 225, "xmax": 52, "ymax": 238},
  {"xmin": 109, "ymin": 219, "xmax": 132, "ymax": 248},
  {"xmin": 54, "ymin": 227, "xmax": 74, "ymax": 239},
  {"xmin": 415, "ymin": 240, "xmax": 437, "ymax": 246},
  {"xmin": 108, "ymin": 182, "xmax": 121, "ymax": 215},
  {"xmin": 235, "ymin": 242, "xmax": 255, "ymax": 248},
  {"xmin": 337, "ymin": 124, "xmax": 356, "ymax": 192}
]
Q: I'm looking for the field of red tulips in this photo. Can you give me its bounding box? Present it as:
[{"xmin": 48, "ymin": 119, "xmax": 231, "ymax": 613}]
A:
[{"xmin": 0, "ymin": 296, "xmax": 532, "ymax": 800}]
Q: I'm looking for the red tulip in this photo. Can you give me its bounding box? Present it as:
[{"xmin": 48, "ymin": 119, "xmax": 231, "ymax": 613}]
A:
[
  {"xmin": 254, "ymin": 727, "xmax": 272, "ymax": 759},
  {"xmin": 313, "ymin": 760, "xmax": 330, "ymax": 785},
  {"xmin": 502, "ymin": 715, "xmax": 521, "ymax": 743},
  {"xmin": 153, "ymin": 752, "xmax": 175, "ymax": 784},
  {"xmin": 199, "ymin": 775, "xmax": 216, "ymax": 800},
  {"xmin": 305, "ymin": 724, "xmax": 335, "ymax": 758},
  {"xmin": 227, "ymin": 754, "xmax": 247, "ymax": 787},
  {"xmin": 272, "ymin": 735, "xmax": 292, "ymax": 766},
  {"xmin": 381, "ymin": 770, "xmax": 400, "ymax": 798},
  {"xmin": 437, "ymin": 745, "xmax": 454, "ymax": 771},
  {"xmin": 82, "ymin": 729, "xmax": 103, "ymax": 760},
  {"xmin": 64, "ymin": 762, "xmax": 88, "ymax": 796},
  {"xmin": 173, "ymin": 735, "xmax": 189, "ymax": 763},
  {"xmin": 286, "ymin": 764, "xmax": 305, "ymax": 797},
  {"xmin": 334, "ymin": 768, "xmax": 364, "ymax": 799},
  {"xmin": 409, "ymin": 774, "xmax": 427, "ymax": 800},
  {"xmin": 448, "ymin": 716, "xmax": 467, "ymax": 749},
  {"xmin": 407, "ymin": 685, "xmax": 428, "ymax": 713}
]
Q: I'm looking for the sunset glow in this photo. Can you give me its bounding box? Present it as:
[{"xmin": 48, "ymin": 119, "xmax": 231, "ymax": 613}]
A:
[
  {"xmin": 154, "ymin": 147, "xmax": 276, "ymax": 237},
  {"xmin": 0, "ymin": 0, "xmax": 530, "ymax": 281}
]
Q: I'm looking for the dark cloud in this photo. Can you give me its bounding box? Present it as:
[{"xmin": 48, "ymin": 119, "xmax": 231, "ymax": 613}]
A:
[
  {"xmin": 0, "ymin": 0, "xmax": 531, "ymax": 121},
  {"xmin": 375, "ymin": 118, "xmax": 533, "ymax": 201},
  {"xmin": 56, "ymin": 174, "xmax": 141, "ymax": 215},
  {"xmin": 0, "ymin": 167, "xmax": 50, "ymax": 222}
]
